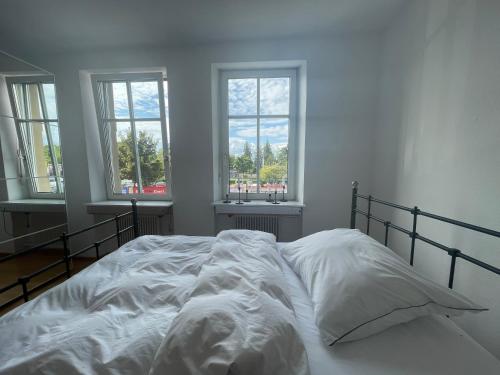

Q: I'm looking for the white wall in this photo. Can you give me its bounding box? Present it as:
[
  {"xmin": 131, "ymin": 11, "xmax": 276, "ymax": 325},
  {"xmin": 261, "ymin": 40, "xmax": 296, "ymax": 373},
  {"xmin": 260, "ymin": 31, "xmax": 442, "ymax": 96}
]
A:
[
  {"xmin": 28, "ymin": 35, "xmax": 380, "ymax": 241},
  {"xmin": 372, "ymin": 0, "xmax": 500, "ymax": 358},
  {"xmin": 0, "ymin": 76, "xmax": 24, "ymax": 251},
  {"xmin": 0, "ymin": 77, "xmax": 26, "ymax": 202}
]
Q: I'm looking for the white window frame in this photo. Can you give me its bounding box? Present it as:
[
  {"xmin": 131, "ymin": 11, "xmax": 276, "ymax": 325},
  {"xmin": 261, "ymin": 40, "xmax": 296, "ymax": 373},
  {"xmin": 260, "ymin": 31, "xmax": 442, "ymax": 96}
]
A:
[
  {"xmin": 6, "ymin": 75, "xmax": 64, "ymax": 199},
  {"xmin": 91, "ymin": 72, "xmax": 171, "ymax": 201},
  {"xmin": 219, "ymin": 68, "xmax": 298, "ymax": 200}
]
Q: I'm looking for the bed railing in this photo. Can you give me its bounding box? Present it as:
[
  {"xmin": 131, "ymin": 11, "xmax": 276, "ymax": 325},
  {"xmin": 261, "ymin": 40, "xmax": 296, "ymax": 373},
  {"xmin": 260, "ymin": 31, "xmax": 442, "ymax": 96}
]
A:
[
  {"xmin": 350, "ymin": 181, "xmax": 500, "ymax": 289},
  {"xmin": 0, "ymin": 199, "xmax": 139, "ymax": 310}
]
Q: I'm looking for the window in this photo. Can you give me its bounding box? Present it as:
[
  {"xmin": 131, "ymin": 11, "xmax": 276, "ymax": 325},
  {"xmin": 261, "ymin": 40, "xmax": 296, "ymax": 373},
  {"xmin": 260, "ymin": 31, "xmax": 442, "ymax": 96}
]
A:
[
  {"xmin": 6, "ymin": 76, "xmax": 64, "ymax": 198},
  {"xmin": 220, "ymin": 69, "xmax": 297, "ymax": 200},
  {"xmin": 92, "ymin": 73, "xmax": 171, "ymax": 200}
]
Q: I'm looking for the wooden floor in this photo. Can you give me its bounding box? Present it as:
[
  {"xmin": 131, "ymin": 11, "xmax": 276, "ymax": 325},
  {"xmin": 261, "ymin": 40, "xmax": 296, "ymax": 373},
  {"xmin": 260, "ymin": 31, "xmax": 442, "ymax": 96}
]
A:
[{"xmin": 0, "ymin": 251, "xmax": 94, "ymax": 316}]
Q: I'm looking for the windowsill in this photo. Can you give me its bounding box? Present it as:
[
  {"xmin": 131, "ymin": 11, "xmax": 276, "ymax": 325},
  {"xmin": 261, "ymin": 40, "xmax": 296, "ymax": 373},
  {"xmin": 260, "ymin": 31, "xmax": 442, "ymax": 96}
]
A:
[
  {"xmin": 213, "ymin": 200, "xmax": 304, "ymax": 216},
  {"xmin": 0, "ymin": 199, "xmax": 66, "ymax": 213},
  {"xmin": 86, "ymin": 200, "xmax": 173, "ymax": 216}
]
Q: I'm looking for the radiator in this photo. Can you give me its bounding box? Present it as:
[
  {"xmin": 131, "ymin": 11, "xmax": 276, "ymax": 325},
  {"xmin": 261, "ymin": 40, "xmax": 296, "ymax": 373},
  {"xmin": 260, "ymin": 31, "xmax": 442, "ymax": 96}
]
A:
[
  {"xmin": 234, "ymin": 215, "xmax": 279, "ymax": 239},
  {"xmin": 119, "ymin": 214, "xmax": 161, "ymax": 242}
]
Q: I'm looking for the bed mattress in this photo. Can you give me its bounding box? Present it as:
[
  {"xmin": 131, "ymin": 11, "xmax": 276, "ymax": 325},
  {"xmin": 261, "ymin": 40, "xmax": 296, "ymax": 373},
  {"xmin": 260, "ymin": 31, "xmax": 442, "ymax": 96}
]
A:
[
  {"xmin": 0, "ymin": 236, "xmax": 498, "ymax": 374},
  {"xmin": 276, "ymin": 243, "xmax": 500, "ymax": 374}
]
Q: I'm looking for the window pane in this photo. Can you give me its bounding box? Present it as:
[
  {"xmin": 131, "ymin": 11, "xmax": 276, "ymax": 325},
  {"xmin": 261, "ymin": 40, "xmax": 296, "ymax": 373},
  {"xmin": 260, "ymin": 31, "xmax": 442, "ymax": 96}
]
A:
[
  {"xmin": 21, "ymin": 122, "xmax": 54, "ymax": 193},
  {"xmin": 163, "ymin": 80, "xmax": 169, "ymax": 117},
  {"xmin": 105, "ymin": 82, "xmax": 129, "ymax": 119},
  {"xmin": 13, "ymin": 84, "xmax": 43, "ymax": 120},
  {"xmin": 131, "ymin": 81, "xmax": 160, "ymax": 118},
  {"xmin": 26, "ymin": 84, "xmax": 43, "ymax": 119},
  {"xmin": 49, "ymin": 122, "xmax": 64, "ymax": 192},
  {"xmin": 42, "ymin": 83, "xmax": 58, "ymax": 119},
  {"xmin": 163, "ymin": 80, "xmax": 170, "ymax": 144},
  {"xmin": 228, "ymin": 118, "xmax": 257, "ymax": 193},
  {"xmin": 228, "ymin": 79, "xmax": 257, "ymax": 116},
  {"xmin": 108, "ymin": 121, "xmax": 137, "ymax": 194},
  {"xmin": 136, "ymin": 121, "xmax": 166, "ymax": 195},
  {"xmin": 259, "ymin": 118, "xmax": 289, "ymax": 193},
  {"xmin": 12, "ymin": 84, "xmax": 26, "ymax": 119},
  {"xmin": 260, "ymin": 77, "xmax": 290, "ymax": 115}
]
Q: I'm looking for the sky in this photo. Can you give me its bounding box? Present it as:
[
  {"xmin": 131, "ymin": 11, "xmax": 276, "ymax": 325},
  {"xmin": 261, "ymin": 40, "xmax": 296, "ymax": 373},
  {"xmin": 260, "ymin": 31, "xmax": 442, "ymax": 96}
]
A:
[
  {"xmin": 22, "ymin": 81, "xmax": 168, "ymax": 168},
  {"xmin": 42, "ymin": 83, "xmax": 58, "ymax": 119},
  {"xmin": 108, "ymin": 77, "xmax": 289, "ymax": 158},
  {"xmin": 36, "ymin": 78, "xmax": 287, "ymax": 161},
  {"xmin": 110, "ymin": 80, "xmax": 169, "ymax": 151},
  {"xmin": 43, "ymin": 84, "xmax": 60, "ymax": 146},
  {"xmin": 228, "ymin": 77, "xmax": 290, "ymax": 157},
  {"xmin": 110, "ymin": 80, "xmax": 168, "ymax": 119}
]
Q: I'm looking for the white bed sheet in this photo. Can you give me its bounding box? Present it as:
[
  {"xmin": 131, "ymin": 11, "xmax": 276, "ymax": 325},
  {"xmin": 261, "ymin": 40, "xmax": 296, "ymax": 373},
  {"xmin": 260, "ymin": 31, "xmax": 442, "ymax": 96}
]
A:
[
  {"xmin": 1, "ymin": 235, "xmax": 498, "ymax": 375},
  {"xmin": 276, "ymin": 243, "xmax": 500, "ymax": 375}
]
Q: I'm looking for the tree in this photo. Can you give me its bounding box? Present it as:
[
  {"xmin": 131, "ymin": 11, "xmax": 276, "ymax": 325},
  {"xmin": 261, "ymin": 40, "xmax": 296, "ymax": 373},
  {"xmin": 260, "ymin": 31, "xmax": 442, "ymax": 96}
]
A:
[
  {"xmin": 262, "ymin": 140, "xmax": 275, "ymax": 166},
  {"xmin": 259, "ymin": 164, "xmax": 287, "ymax": 183},
  {"xmin": 242, "ymin": 141, "xmax": 252, "ymax": 159},
  {"xmin": 228, "ymin": 154, "xmax": 236, "ymax": 170},
  {"xmin": 234, "ymin": 154, "xmax": 254, "ymax": 175},
  {"xmin": 117, "ymin": 131, "xmax": 164, "ymax": 186},
  {"xmin": 276, "ymin": 145, "xmax": 288, "ymax": 165},
  {"xmin": 43, "ymin": 145, "xmax": 62, "ymax": 164},
  {"xmin": 233, "ymin": 141, "xmax": 255, "ymax": 175}
]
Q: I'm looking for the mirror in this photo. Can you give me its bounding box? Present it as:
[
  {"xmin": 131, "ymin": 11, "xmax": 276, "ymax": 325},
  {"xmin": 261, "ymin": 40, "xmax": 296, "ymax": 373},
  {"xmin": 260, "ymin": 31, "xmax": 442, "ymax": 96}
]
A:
[{"xmin": 0, "ymin": 50, "xmax": 67, "ymax": 307}]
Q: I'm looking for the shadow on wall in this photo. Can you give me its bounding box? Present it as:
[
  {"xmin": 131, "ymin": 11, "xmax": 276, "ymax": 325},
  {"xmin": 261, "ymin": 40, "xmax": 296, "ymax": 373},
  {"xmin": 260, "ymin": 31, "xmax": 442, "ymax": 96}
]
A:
[{"xmin": 372, "ymin": 0, "xmax": 500, "ymax": 358}]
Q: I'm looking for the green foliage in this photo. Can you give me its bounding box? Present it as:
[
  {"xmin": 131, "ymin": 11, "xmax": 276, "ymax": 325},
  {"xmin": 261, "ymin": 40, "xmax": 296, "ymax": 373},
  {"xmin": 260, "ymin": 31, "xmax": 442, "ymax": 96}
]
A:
[
  {"xmin": 43, "ymin": 145, "xmax": 62, "ymax": 165},
  {"xmin": 259, "ymin": 164, "xmax": 287, "ymax": 183},
  {"xmin": 260, "ymin": 145, "xmax": 287, "ymax": 183},
  {"xmin": 262, "ymin": 140, "xmax": 275, "ymax": 166},
  {"xmin": 230, "ymin": 142, "xmax": 288, "ymax": 185},
  {"xmin": 233, "ymin": 141, "xmax": 255, "ymax": 174},
  {"xmin": 228, "ymin": 155, "xmax": 236, "ymax": 170},
  {"xmin": 276, "ymin": 146, "xmax": 288, "ymax": 165},
  {"xmin": 243, "ymin": 141, "xmax": 252, "ymax": 159},
  {"xmin": 234, "ymin": 154, "xmax": 254, "ymax": 174},
  {"xmin": 117, "ymin": 130, "xmax": 164, "ymax": 186}
]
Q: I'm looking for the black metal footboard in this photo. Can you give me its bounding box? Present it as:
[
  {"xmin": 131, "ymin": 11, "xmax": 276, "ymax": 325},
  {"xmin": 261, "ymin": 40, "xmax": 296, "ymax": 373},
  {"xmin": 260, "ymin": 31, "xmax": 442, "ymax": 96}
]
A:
[{"xmin": 0, "ymin": 199, "xmax": 140, "ymax": 310}]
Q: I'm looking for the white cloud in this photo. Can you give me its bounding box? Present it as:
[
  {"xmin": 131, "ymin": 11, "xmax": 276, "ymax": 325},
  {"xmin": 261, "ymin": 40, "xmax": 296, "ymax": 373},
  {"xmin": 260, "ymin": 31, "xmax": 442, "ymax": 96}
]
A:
[
  {"xmin": 260, "ymin": 78, "xmax": 289, "ymax": 115},
  {"xmin": 130, "ymin": 81, "xmax": 160, "ymax": 117},
  {"xmin": 260, "ymin": 125, "xmax": 288, "ymax": 138},
  {"xmin": 110, "ymin": 82, "xmax": 128, "ymax": 117},
  {"xmin": 229, "ymin": 137, "xmax": 256, "ymax": 156},
  {"xmin": 229, "ymin": 138, "xmax": 247, "ymax": 155},
  {"xmin": 109, "ymin": 81, "xmax": 165, "ymax": 119},
  {"xmin": 271, "ymin": 143, "xmax": 287, "ymax": 154},
  {"xmin": 228, "ymin": 79, "xmax": 257, "ymax": 116},
  {"xmin": 227, "ymin": 77, "xmax": 290, "ymax": 117},
  {"xmin": 229, "ymin": 119, "xmax": 256, "ymax": 128},
  {"xmin": 236, "ymin": 127, "xmax": 257, "ymax": 138}
]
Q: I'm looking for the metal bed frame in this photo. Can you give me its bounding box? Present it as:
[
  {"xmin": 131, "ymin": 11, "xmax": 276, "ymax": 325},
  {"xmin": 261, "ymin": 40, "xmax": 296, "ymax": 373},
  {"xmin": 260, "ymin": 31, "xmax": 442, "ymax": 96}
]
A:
[
  {"xmin": 350, "ymin": 181, "xmax": 500, "ymax": 289},
  {"xmin": 2, "ymin": 186, "xmax": 498, "ymax": 311},
  {"xmin": 0, "ymin": 199, "xmax": 140, "ymax": 311}
]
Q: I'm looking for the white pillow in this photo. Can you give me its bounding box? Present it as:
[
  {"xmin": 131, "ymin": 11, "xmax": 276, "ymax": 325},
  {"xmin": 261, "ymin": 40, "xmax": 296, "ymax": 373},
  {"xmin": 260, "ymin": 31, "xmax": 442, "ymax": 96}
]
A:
[{"xmin": 282, "ymin": 229, "xmax": 487, "ymax": 346}]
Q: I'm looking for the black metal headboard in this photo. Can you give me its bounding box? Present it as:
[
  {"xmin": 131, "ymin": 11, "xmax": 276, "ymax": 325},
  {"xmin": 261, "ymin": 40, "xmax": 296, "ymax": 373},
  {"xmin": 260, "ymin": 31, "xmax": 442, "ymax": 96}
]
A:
[{"xmin": 349, "ymin": 181, "xmax": 500, "ymax": 289}]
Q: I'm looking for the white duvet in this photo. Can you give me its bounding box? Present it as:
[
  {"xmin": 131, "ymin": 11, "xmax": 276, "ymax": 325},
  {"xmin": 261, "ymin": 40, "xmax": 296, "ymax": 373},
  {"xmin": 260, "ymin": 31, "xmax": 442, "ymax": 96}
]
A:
[{"xmin": 0, "ymin": 231, "xmax": 308, "ymax": 375}]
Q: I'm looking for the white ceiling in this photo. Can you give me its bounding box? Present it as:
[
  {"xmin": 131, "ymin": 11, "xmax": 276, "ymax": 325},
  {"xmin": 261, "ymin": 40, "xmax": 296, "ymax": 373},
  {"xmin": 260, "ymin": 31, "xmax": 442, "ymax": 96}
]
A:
[
  {"xmin": 0, "ymin": 0, "xmax": 407, "ymax": 56},
  {"xmin": 0, "ymin": 52, "xmax": 44, "ymax": 74}
]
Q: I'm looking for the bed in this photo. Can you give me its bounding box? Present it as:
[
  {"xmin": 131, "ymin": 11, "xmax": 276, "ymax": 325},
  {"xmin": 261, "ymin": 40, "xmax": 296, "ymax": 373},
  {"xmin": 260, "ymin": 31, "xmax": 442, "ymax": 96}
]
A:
[
  {"xmin": 277, "ymin": 242, "xmax": 499, "ymax": 374},
  {"xmin": 0, "ymin": 183, "xmax": 499, "ymax": 374}
]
